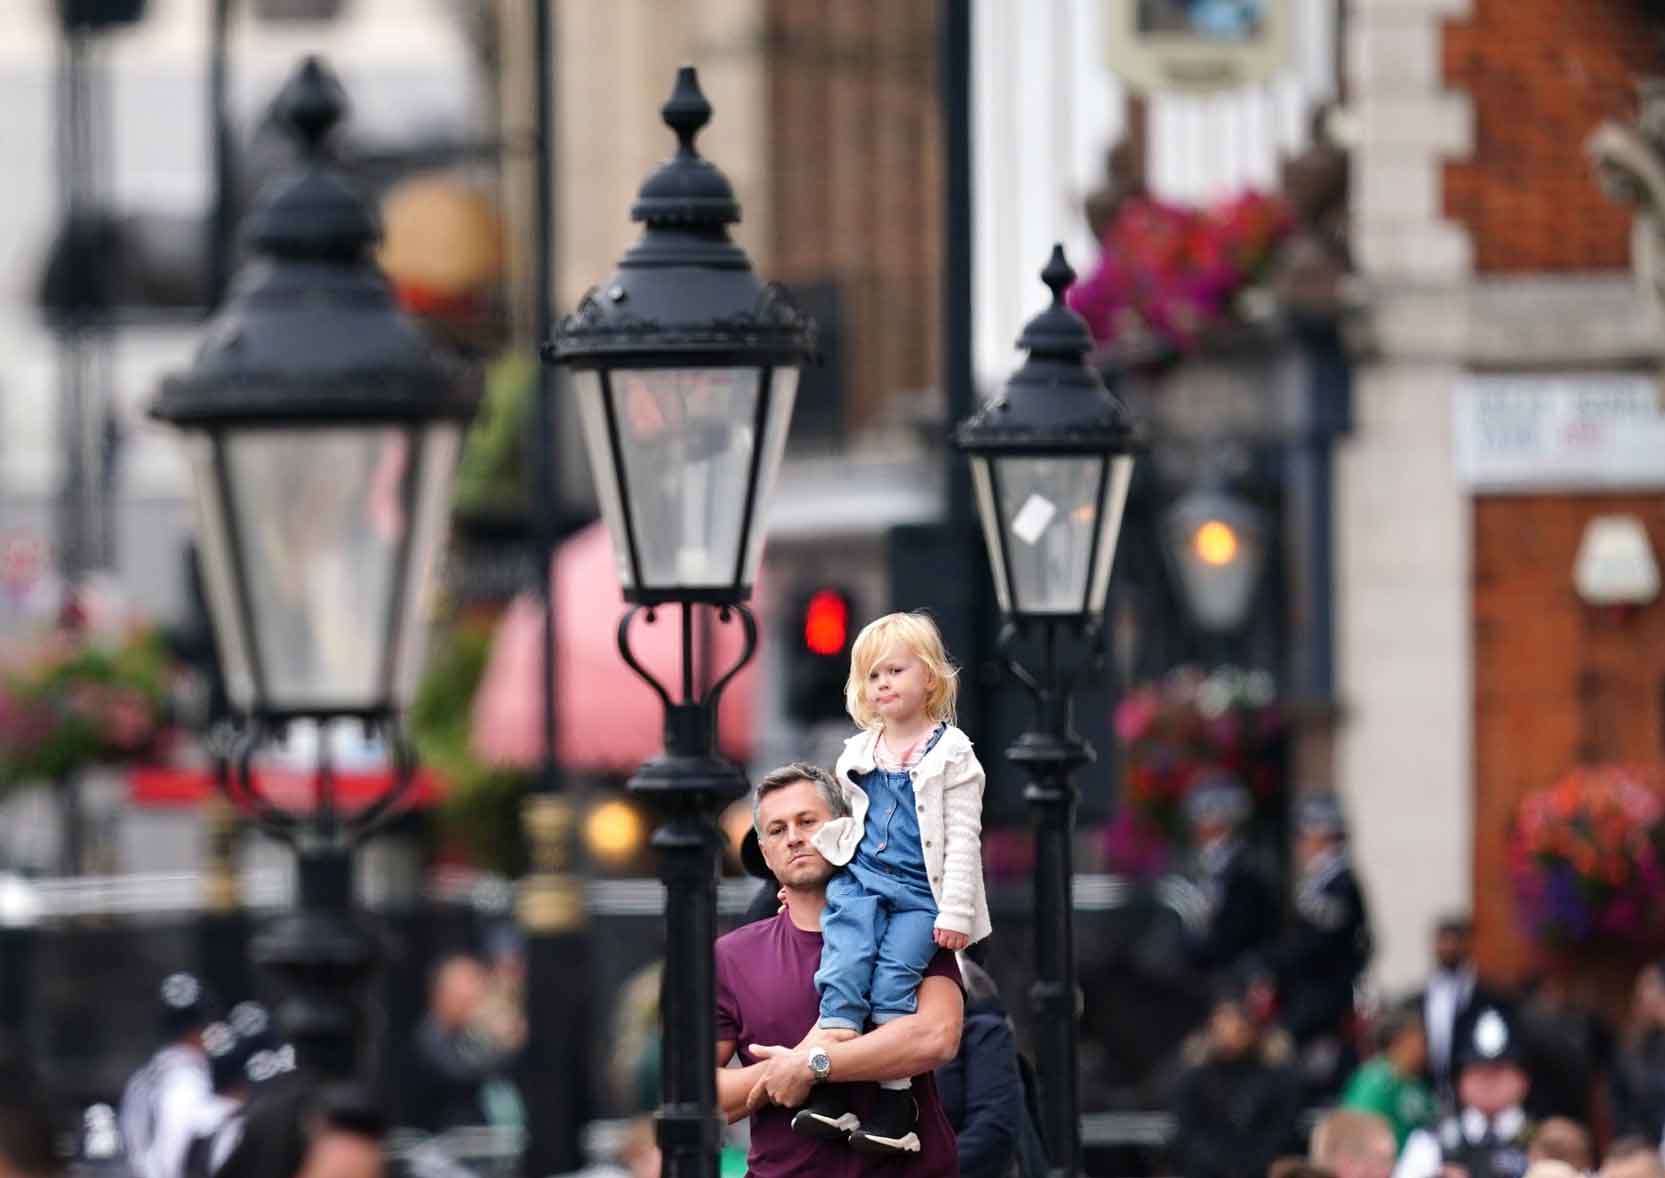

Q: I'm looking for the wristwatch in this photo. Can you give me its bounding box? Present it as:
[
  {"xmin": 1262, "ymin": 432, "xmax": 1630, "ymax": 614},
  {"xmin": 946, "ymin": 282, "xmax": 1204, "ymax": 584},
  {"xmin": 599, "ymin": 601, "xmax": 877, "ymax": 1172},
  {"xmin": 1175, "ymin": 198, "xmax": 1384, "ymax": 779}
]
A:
[{"xmin": 806, "ymin": 1046, "xmax": 832, "ymax": 1083}]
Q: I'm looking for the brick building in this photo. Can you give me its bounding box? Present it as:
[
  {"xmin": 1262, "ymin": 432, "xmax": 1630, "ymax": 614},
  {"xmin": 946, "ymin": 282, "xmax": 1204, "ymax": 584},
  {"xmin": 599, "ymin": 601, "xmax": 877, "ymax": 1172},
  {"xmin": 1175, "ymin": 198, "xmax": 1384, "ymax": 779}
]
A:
[{"xmin": 1342, "ymin": 0, "xmax": 1665, "ymax": 990}]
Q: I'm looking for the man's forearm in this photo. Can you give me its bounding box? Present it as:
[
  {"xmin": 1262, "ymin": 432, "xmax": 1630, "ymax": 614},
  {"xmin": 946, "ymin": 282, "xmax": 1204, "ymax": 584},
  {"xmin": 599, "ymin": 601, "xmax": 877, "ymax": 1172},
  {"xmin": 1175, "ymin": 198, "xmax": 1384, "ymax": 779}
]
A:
[
  {"xmin": 717, "ymin": 1061, "xmax": 768, "ymax": 1123},
  {"xmin": 824, "ymin": 1005, "xmax": 959, "ymax": 1082}
]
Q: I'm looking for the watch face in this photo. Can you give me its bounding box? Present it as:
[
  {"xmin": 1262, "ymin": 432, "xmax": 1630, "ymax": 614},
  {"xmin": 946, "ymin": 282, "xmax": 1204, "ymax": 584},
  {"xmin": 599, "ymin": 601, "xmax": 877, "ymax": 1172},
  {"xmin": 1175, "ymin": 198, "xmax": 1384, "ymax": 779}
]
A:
[{"xmin": 809, "ymin": 1048, "xmax": 830, "ymax": 1078}]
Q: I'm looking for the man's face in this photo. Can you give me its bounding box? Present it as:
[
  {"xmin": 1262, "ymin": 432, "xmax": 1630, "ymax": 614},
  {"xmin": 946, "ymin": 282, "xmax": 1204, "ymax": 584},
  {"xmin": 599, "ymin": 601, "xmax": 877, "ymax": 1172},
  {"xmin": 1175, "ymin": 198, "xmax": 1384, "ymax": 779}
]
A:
[
  {"xmin": 1458, "ymin": 1061, "xmax": 1529, "ymax": 1116},
  {"xmin": 433, "ymin": 959, "xmax": 488, "ymax": 1029},
  {"xmin": 756, "ymin": 780, "xmax": 837, "ymax": 890},
  {"xmin": 1207, "ymin": 1002, "xmax": 1256, "ymax": 1059},
  {"xmin": 297, "ymin": 1131, "xmax": 382, "ymax": 1178},
  {"xmin": 1297, "ymin": 830, "xmax": 1335, "ymax": 870},
  {"xmin": 1392, "ymin": 1023, "xmax": 1428, "ymax": 1074},
  {"xmin": 1434, "ymin": 927, "xmax": 1470, "ymax": 972}
]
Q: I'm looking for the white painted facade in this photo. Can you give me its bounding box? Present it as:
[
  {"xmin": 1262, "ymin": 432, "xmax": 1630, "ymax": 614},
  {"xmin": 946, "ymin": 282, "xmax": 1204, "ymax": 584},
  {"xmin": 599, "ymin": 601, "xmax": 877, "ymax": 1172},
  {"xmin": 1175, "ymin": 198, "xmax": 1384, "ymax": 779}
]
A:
[
  {"xmin": 970, "ymin": 0, "xmax": 1339, "ymax": 395},
  {"xmin": 0, "ymin": 0, "xmax": 484, "ymax": 622}
]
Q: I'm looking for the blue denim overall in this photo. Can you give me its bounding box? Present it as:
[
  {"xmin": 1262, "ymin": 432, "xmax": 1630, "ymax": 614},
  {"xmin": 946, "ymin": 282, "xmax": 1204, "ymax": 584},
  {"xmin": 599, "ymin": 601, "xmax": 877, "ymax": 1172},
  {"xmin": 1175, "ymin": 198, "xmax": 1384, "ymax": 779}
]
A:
[{"xmin": 815, "ymin": 725, "xmax": 944, "ymax": 1030}]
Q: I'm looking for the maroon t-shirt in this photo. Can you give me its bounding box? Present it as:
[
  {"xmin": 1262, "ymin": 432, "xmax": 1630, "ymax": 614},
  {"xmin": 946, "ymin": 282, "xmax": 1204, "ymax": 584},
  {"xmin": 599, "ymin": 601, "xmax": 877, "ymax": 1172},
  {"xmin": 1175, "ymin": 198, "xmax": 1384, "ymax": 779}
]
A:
[{"xmin": 715, "ymin": 911, "xmax": 963, "ymax": 1177}]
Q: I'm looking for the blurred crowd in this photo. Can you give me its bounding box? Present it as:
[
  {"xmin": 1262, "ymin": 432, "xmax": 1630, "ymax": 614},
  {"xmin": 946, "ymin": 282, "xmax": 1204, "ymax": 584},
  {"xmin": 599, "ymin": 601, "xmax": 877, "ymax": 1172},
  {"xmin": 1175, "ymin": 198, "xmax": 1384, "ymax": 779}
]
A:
[{"xmin": 1142, "ymin": 777, "xmax": 1665, "ymax": 1178}]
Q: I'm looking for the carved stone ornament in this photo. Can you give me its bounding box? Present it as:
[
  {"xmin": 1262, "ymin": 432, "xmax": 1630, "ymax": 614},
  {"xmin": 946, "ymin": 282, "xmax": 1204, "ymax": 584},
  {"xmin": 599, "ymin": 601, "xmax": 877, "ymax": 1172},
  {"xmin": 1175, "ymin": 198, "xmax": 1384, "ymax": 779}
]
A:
[{"xmin": 1589, "ymin": 80, "xmax": 1665, "ymax": 316}]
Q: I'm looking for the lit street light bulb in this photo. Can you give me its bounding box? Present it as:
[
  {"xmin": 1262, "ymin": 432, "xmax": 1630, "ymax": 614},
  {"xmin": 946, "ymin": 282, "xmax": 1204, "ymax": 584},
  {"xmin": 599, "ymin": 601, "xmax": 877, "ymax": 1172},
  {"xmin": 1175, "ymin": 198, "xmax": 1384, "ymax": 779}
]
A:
[{"xmin": 1194, "ymin": 520, "xmax": 1240, "ymax": 567}]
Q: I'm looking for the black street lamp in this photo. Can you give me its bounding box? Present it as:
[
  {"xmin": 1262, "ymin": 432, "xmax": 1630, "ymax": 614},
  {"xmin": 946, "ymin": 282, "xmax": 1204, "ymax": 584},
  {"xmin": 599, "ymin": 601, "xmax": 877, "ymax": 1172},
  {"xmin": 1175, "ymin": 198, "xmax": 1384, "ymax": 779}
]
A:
[
  {"xmin": 1163, "ymin": 481, "xmax": 1268, "ymax": 635},
  {"xmin": 955, "ymin": 245, "xmax": 1140, "ymax": 1178},
  {"xmin": 547, "ymin": 66, "xmax": 814, "ymax": 1178},
  {"xmin": 151, "ymin": 58, "xmax": 479, "ymax": 1086}
]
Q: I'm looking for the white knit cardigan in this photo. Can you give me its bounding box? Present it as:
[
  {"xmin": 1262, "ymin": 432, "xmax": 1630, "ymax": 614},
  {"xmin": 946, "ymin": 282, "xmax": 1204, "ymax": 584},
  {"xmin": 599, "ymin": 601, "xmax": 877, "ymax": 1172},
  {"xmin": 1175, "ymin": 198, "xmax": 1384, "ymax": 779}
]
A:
[{"xmin": 809, "ymin": 724, "xmax": 992, "ymax": 943}]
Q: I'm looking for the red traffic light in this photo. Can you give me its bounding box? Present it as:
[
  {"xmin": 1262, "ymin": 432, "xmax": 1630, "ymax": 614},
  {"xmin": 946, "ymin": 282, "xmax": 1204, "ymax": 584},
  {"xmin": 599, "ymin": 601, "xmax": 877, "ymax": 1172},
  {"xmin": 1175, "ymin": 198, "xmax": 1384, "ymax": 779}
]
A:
[{"xmin": 803, "ymin": 589, "xmax": 849, "ymax": 656}]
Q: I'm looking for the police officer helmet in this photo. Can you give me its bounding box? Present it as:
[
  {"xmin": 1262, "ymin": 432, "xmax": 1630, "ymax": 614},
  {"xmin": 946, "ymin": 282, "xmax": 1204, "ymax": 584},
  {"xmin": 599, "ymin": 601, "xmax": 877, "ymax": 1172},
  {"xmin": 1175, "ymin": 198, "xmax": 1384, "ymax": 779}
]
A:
[
  {"xmin": 1294, "ymin": 792, "xmax": 1348, "ymax": 840},
  {"xmin": 1453, "ymin": 1005, "xmax": 1526, "ymax": 1072},
  {"xmin": 157, "ymin": 972, "xmax": 217, "ymax": 1038},
  {"xmin": 1186, "ymin": 775, "xmax": 1250, "ymax": 828}
]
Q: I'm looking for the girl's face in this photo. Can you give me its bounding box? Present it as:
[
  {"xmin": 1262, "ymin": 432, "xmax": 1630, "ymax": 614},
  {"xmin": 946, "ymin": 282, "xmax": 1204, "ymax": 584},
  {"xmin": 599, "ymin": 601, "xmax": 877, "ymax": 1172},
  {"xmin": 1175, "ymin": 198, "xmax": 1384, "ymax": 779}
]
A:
[{"xmin": 864, "ymin": 641, "xmax": 934, "ymax": 727}]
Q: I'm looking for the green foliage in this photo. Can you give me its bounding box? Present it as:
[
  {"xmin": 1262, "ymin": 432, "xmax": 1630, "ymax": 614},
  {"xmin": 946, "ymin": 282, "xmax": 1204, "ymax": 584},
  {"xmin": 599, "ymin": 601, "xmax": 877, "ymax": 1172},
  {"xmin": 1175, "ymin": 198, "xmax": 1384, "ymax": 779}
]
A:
[
  {"xmin": 408, "ymin": 615, "xmax": 530, "ymax": 874},
  {"xmin": 0, "ymin": 627, "xmax": 173, "ymax": 791},
  {"xmin": 452, "ymin": 352, "xmax": 535, "ymax": 519}
]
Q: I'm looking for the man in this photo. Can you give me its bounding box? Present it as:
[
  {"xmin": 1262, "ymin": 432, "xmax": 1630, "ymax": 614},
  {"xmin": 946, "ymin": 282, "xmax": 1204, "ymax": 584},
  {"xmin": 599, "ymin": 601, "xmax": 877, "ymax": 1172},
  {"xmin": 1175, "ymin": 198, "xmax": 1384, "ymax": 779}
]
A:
[
  {"xmin": 1169, "ymin": 983, "xmax": 1304, "ymax": 1178},
  {"xmin": 120, "ymin": 973, "xmax": 217, "ymax": 1178},
  {"xmin": 1395, "ymin": 1005, "xmax": 1533, "ymax": 1178},
  {"xmin": 215, "ymin": 1082, "xmax": 384, "ymax": 1178},
  {"xmin": 1310, "ymin": 1110, "xmax": 1397, "ymax": 1178},
  {"xmin": 182, "ymin": 1004, "xmax": 295, "ymax": 1178},
  {"xmin": 1414, "ymin": 916, "xmax": 1499, "ymax": 1102},
  {"xmin": 715, "ymin": 762, "xmax": 965, "ymax": 1175},
  {"xmin": 1179, "ymin": 776, "xmax": 1279, "ymax": 976},
  {"xmin": 1261, "ymin": 793, "xmax": 1372, "ymax": 1047},
  {"xmin": 402, "ymin": 956, "xmax": 524, "ymax": 1134}
]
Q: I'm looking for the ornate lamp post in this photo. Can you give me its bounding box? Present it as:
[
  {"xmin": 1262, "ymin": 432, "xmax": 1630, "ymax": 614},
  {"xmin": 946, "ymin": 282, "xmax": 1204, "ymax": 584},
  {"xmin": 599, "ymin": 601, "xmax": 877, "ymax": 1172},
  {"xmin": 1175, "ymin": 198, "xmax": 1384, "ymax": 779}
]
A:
[
  {"xmin": 955, "ymin": 245, "xmax": 1141, "ymax": 1178},
  {"xmin": 151, "ymin": 58, "xmax": 478, "ymax": 1086},
  {"xmin": 547, "ymin": 67, "xmax": 814, "ymax": 1178}
]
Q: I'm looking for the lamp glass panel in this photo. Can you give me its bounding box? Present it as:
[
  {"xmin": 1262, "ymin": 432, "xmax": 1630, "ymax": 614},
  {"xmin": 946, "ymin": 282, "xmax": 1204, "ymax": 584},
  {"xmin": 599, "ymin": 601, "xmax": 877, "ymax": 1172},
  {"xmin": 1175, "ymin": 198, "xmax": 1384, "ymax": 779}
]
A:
[
  {"xmin": 185, "ymin": 435, "xmax": 257, "ymax": 709},
  {"xmin": 390, "ymin": 423, "xmax": 462, "ymax": 710},
  {"xmin": 572, "ymin": 370, "xmax": 635, "ymax": 588},
  {"xmin": 739, "ymin": 367, "xmax": 799, "ymax": 586},
  {"xmin": 1085, "ymin": 454, "xmax": 1136, "ymax": 615},
  {"xmin": 968, "ymin": 457, "xmax": 1013, "ymax": 614},
  {"xmin": 993, "ymin": 454, "xmax": 1105, "ymax": 615},
  {"xmin": 608, "ymin": 366, "xmax": 761, "ymax": 591},
  {"xmin": 222, "ymin": 426, "xmax": 410, "ymax": 710}
]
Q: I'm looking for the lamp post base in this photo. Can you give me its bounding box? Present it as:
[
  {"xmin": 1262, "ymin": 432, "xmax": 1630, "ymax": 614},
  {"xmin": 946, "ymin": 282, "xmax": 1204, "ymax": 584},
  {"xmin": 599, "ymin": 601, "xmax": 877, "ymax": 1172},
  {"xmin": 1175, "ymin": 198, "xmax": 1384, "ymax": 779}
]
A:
[{"xmin": 1010, "ymin": 728, "xmax": 1092, "ymax": 1178}]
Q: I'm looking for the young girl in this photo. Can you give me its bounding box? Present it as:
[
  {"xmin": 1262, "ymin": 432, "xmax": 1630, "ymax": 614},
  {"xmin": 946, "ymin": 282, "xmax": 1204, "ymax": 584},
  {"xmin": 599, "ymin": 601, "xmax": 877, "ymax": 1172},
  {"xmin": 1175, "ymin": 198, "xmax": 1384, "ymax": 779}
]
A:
[{"xmin": 793, "ymin": 611, "xmax": 990, "ymax": 1155}]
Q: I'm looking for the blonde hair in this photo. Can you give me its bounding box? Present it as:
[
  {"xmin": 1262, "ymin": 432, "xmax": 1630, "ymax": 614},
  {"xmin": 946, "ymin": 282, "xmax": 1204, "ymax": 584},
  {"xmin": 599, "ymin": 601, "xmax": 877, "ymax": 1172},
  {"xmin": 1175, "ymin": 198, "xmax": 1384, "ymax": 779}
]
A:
[
  {"xmin": 844, "ymin": 611, "xmax": 959, "ymax": 730},
  {"xmin": 1309, "ymin": 1110, "xmax": 1393, "ymax": 1169}
]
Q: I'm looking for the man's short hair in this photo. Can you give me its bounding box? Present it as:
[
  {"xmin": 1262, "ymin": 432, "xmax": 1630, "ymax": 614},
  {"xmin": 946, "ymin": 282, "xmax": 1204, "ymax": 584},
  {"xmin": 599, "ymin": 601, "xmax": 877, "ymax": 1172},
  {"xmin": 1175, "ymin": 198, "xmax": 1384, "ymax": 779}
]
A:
[
  {"xmin": 1309, "ymin": 1109, "xmax": 1393, "ymax": 1169},
  {"xmin": 1435, "ymin": 913, "xmax": 1472, "ymax": 937},
  {"xmin": 1528, "ymin": 1117, "xmax": 1591, "ymax": 1171},
  {"xmin": 751, "ymin": 762, "xmax": 846, "ymax": 834}
]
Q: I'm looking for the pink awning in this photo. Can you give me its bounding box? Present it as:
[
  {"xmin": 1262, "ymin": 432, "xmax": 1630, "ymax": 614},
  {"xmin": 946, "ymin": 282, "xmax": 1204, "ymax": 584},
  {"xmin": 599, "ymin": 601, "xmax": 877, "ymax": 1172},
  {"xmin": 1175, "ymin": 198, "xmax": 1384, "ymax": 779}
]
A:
[{"xmin": 469, "ymin": 522, "xmax": 761, "ymax": 774}]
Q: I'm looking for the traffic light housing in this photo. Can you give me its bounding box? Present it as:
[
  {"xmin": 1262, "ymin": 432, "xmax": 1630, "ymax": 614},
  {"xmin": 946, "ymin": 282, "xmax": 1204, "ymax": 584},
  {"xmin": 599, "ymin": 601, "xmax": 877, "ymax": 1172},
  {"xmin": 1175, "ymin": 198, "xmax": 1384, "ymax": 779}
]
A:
[{"xmin": 786, "ymin": 586, "xmax": 856, "ymax": 726}]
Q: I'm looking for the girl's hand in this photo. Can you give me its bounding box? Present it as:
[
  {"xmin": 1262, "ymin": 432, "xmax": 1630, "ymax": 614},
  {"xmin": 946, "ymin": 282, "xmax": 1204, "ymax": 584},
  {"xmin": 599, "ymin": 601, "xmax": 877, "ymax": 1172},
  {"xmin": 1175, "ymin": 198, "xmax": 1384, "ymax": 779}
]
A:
[{"xmin": 933, "ymin": 928, "xmax": 970, "ymax": 951}]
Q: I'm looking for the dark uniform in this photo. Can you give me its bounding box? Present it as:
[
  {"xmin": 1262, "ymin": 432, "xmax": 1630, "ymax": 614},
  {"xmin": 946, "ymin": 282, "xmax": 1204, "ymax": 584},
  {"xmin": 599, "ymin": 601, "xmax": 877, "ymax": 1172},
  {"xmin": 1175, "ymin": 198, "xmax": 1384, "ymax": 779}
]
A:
[
  {"xmin": 1397, "ymin": 1006, "xmax": 1533, "ymax": 1178},
  {"xmin": 1179, "ymin": 780, "xmax": 1280, "ymax": 976},
  {"xmin": 1184, "ymin": 837, "xmax": 1281, "ymax": 975},
  {"xmin": 1265, "ymin": 797, "xmax": 1372, "ymax": 1044}
]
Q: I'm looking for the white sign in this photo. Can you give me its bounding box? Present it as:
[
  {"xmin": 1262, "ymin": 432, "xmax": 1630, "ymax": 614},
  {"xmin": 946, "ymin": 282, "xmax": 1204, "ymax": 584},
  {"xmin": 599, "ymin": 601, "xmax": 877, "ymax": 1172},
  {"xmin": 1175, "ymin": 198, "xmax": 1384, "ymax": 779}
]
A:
[
  {"xmin": 1452, "ymin": 372, "xmax": 1665, "ymax": 492},
  {"xmin": 1105, "ymin": 0, "xmax": 1289, "ymax": 94},
  {"xmin": 1573, "ymin": 515, "xmax": 1660, "ymax": 606},
  {"xmin": 1010, "ymin": 494, "xmax": 1058, "ymax": 547}
]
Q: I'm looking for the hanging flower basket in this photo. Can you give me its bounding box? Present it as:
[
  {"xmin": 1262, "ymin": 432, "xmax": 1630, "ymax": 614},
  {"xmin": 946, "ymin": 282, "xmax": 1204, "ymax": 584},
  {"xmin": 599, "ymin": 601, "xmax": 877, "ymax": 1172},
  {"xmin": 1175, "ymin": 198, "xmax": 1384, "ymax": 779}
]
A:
[
  {"xmin": 1509, "ymin": 764, "xmax": 1665, "ymax": 948},
  {"xmin": 0, "ymin": 625, "xmax": 172, "ymax": 792},
  {"xmin": 1067, "ymin": 191, "xmax": 1293, "ymax": 360},
  {"xmin": 1105, "ymin": 665, "xmax": 1285, "ymax": 873}
]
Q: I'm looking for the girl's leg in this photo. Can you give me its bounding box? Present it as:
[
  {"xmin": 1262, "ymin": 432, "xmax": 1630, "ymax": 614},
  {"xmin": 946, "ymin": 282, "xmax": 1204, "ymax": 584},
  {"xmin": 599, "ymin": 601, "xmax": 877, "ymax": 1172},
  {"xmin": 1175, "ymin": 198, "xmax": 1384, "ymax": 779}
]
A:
[
  {"xmin": 868, "ymin": 905, "xmax": 939, "ymax": 1026},
  {"xmin": 813, "ymin": 871, "xmax": 886, "ymax": 1032}
]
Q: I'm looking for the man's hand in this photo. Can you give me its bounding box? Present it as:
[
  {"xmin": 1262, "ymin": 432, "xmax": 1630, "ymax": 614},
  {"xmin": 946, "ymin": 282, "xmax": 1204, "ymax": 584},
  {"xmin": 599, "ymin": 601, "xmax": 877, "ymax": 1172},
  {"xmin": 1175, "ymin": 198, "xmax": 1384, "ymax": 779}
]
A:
[
  {"xmin": 743, "ymin": 1044, "xmax": 815, "ymax": 1113},
  {"xmin": 933, "ymin": 927, "xmax": 970, "ymax": 951}
]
